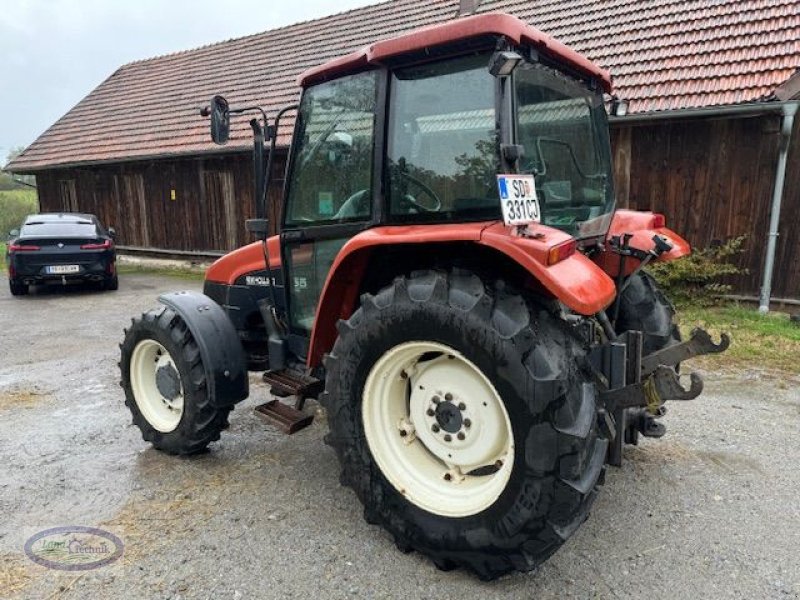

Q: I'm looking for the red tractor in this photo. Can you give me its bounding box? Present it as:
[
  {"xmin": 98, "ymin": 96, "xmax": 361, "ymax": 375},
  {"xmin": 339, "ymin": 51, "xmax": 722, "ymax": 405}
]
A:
[{"xmin": 119, "ymin": 13, "xmax": 728, "ymax": 580}]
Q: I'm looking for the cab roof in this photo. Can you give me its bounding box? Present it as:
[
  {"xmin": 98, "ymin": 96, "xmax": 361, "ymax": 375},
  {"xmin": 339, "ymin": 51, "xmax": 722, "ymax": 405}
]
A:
[{"xmin": 298, "ymin": 12, "xmax": 612, "ymax": 92}]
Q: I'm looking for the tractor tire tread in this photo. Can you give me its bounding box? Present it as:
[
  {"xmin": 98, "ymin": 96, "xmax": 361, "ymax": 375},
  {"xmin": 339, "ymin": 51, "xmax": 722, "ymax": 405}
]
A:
[
  {"xmin": 322, "ymin": 269, "xmax": 605, "ymax": 580},
  {"xmin": 119, "ymin": 306, "xmax": 230, "ymax": 455}
]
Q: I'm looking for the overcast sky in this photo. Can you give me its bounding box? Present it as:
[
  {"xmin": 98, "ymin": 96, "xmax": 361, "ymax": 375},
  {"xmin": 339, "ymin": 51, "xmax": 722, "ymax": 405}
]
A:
[{"xmin": 0, "ymin": 0, "xmax": 382, "ymax": 163}]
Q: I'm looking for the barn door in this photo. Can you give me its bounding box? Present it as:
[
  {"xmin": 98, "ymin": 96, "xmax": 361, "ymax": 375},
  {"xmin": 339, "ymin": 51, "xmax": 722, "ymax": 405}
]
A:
[
  {"xmin": 122, "ymin": 173, "xmax": 148, "ymax": 247},
  {"xmin": 59, "ymin": 179, "xmax": 78, "ymax": 211},
  {"xmin": 203, "ymin": 169, "xmax": 238, "ymax": 251}
]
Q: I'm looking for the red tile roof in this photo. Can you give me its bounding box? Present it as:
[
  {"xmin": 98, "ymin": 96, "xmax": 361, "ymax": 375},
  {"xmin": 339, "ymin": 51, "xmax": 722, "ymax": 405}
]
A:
[{"xmin": 9, "ymin": 0, "xmax": 800, "ymax": 172}]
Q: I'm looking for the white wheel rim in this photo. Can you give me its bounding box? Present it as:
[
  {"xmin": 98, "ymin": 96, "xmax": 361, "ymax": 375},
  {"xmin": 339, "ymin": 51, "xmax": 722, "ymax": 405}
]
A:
[
  {"xmin": 130, "ymin": 339, "xmax": 184, "ymax": 433},
  {"xmin": 362, "ymin": 341, "xmax": 514, "ymax": 518}
]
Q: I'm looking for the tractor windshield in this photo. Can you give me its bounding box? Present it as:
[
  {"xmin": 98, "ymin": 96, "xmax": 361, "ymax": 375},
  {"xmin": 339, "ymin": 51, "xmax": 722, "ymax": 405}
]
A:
[{"xmin": 513, "ymin": 61, "xmax": 615, "ymax": 238}]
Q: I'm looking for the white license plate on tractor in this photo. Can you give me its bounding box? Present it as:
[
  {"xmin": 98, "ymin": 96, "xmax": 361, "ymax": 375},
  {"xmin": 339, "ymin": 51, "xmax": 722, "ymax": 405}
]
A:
[
  {"xmin": 46, "ymin": 265, "xmax": 80, "ymax": 274},
  {"xmin": 497, "ymin": 174, "xmax": 541, "ymax": 226}
]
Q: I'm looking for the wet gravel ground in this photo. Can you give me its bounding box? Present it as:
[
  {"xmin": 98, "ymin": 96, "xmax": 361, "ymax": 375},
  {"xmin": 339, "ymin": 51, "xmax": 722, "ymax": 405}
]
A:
[{"xmin": 1, "ymin": 272, "xmax": 799, "ymax": 599}]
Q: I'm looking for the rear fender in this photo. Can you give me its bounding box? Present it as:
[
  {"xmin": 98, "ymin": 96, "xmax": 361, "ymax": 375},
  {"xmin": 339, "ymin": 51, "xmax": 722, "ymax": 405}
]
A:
[
  {"xmin": 158, "ymin": 291, "xmax": 249, "ymax": 406},
  {"xmin": 593, "ymin": 210, "xmax": 691, "ymax": 278},
  {"xmin": 307, "ymin": 222, "xmax": 616, "ymax": 367}
]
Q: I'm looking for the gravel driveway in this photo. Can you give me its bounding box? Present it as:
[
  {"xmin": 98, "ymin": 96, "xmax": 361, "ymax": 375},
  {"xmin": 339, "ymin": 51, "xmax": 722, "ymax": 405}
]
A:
[{"xmin": 1, "ymin": 272, "xmax": 798, "ymax": 599}]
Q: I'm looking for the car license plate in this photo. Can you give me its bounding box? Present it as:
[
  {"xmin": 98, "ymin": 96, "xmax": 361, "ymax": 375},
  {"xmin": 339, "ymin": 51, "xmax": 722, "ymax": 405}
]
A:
[
  {"xmin": 46, "ymin": 265, "xmax": 80, "ymax": 274},
  {"xmin": 497, "ymin": 174, "xmax": 541, "ymax": 226}
]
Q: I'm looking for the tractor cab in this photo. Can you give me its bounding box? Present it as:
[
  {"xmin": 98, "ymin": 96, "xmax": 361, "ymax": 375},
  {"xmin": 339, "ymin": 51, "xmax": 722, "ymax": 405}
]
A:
[{"xmin": 204, "ymin": 13, "xmax": 621, "ymax": 371}]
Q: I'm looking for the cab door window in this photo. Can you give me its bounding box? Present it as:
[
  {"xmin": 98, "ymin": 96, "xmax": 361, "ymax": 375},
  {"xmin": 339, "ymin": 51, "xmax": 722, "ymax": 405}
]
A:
[{"xmin": 284, "ymin": 71, "xmax": 378, "ymax": 225}]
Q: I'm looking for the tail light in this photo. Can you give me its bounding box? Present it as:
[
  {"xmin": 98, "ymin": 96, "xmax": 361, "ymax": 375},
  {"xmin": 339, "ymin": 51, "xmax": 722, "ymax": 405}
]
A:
[
  {"xmin": 80, "ymin": 239, "xmax": 112, "ymax": 250},
  {"xmin": 547, "ymin": 239, "xmax": 577, "ymax": 266},
  {"xmin": 651, "ymin": 213, "xmax": 666, "ymax": 228},
  {"xmin": 8, "ymin": 243, "xmax": 40, "ymax": 252}
]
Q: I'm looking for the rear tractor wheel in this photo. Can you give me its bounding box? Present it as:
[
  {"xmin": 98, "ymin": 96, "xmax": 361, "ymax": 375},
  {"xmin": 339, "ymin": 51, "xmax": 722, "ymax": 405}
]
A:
[
  {"xmin": 613, "ymin": 271, "xmax": 681, "ymax": 442},
  {"xmin": 322, "ymin": 269, "xmax": 607, "ymax": 580},
  {"xmin": 615, "ymin": 271, "xmax": 680, "ymax": 355},
  {"xmin": 119, "ymin": 306, "xmax": 230, "ymax": 455}
]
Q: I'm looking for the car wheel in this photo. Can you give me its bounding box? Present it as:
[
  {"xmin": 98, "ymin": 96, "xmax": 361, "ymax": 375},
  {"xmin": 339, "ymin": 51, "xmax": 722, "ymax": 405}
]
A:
[{"xmin": 9, "ymin": 279, "xmax": 28, "ymax": 296}]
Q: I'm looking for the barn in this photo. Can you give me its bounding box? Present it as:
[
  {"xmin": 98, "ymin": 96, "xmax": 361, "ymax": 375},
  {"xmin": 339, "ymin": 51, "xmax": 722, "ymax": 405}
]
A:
[{"xmin": 6, "ymin": 0, "xmax": 800, "ymax": 306}]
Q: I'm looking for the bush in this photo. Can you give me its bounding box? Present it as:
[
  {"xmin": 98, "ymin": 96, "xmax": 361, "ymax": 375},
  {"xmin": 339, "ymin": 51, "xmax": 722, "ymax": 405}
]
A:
[
  {"xmin": 0, "ymin": 190, "xmax": 39, "ymax": 237},
  {"xmin": 646, "ymin": 236, "xmax": 747, "ymax": 306}
]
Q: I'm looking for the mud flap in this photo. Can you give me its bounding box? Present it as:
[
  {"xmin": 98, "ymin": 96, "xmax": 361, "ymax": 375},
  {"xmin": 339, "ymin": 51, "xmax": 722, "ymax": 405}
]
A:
[{"xmin": 158, "ymin": 291, "xmax": 249, "ymax": 407}]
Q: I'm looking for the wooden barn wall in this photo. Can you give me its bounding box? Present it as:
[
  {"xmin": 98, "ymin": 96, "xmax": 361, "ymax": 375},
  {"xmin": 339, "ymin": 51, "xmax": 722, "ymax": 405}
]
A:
[
  {"xmin": 35, "ymin": 150, "xmax": 287, "ymax": 253},
  {"xmin": 612, "ymin": 114, "xmax": 800, "ymax": 298}
]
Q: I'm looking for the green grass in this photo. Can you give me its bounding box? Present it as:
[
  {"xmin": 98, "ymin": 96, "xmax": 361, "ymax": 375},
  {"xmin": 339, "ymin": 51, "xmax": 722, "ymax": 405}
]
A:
[
  {"xmin": 116, "ymin": 263, "xmax": 205, "ymax": 281},
  {"xmin": 677, "ymin": 303, "xmax": 800, "ymax": 375},
  {"xmin": 0, "ymin": 189, "xmax": 38, "ymax": 236}
]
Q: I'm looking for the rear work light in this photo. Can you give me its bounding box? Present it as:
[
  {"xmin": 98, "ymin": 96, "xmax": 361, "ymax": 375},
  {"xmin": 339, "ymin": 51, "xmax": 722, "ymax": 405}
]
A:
[
  {"xmin": 8, "ymin": 243, "xmax": 40, "ymax": 252},
  {"xmin": 651, "ymin": 213, "xmax": 666, "ymax": 228},
  {"xmin": 547, "ymin": 240, "xmax": 577, "ymax": 266},
  {"xmin": 80, "ymin": 239, "xmax": 112, "ymax": 250}
]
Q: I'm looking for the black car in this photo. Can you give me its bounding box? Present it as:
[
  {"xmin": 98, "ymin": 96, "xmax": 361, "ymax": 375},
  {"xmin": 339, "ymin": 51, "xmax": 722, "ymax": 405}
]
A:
[{"xmin": 6, "ymin": 213, "xmax": 118, "ymax": 296}]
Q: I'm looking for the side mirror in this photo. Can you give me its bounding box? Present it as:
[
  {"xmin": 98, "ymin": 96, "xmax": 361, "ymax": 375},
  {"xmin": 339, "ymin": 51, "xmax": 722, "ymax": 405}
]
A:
[
  {"xmin": 201, "ymin": 95, "xmax": 230, "ymax": 145},
  {"xmin": 108, "ymin": 227, "xmax": 117, "ymax": 240},
  {"xmin": 9, "ymin": 229, "xmax": 19, "ymax": 239}
]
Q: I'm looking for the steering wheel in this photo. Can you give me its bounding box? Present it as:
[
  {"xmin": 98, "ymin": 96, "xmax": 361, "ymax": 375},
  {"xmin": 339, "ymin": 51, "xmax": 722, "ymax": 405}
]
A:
[
  {"xmin": 334, "ymin": 189, "xmax": 370, "ymax": 220},
  {"xmin": 399, "ymin": 172, "xmax": 442, "ymax": 213}
]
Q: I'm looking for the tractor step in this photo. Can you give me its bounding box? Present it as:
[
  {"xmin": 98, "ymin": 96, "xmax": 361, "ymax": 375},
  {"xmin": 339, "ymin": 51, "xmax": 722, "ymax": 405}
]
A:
[
  {"xmin": 262, "ymin": 369, "xmax": 324, "ymax": 400},
  {"xmin": 256, "ymin": 369, "xmax": 323, "ymax": 434},
  {"xmin": 255, "ymin": 400, "xmax": 314, "ymax": 434}
]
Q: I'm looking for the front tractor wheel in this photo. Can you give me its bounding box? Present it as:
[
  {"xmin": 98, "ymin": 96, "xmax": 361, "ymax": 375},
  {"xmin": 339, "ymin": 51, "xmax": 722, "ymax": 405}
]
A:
[
  {"xmin": 120, "ymin": 306, "xmax": 230, "ymax": 455},
  {"xmin": 322, "ymin": 270, "xmax": 607, "ymax": 580}
]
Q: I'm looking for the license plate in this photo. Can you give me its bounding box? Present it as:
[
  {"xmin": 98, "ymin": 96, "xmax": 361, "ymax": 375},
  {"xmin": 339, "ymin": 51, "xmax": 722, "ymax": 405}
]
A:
[
  {"xmin": 497, "ymin": 174, "xmax": 541, "ymax": 226},
  {"xmin": 46, "ymin": 265, "xmax": 80, "ymax": 274}
]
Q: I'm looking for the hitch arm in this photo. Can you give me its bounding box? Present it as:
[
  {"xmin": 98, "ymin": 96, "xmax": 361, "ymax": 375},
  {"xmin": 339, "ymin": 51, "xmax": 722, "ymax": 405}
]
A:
[
  {"xmin": 600, "ymin": 365, "xmax": 704, "ymax": 413},
  {"xmin": 641, "ymin": 328, "xmax": 730, "ymax": 376}
]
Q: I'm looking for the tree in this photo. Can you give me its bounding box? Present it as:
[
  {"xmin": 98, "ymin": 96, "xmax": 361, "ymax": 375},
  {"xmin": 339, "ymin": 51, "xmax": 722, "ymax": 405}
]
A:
[{"xmin": 2, "ymin": 147, "xmax": 36, "ymax": 188}]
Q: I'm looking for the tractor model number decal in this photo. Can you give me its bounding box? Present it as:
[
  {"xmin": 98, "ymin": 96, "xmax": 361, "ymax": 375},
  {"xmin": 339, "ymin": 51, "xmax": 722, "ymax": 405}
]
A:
[
  {"xmin": 497, "ymin": 174, "xmax": 541, "ymax": 226},
  {"xmin": 245, "ymin": 275, "xmax": 273, "ymax": 287}
]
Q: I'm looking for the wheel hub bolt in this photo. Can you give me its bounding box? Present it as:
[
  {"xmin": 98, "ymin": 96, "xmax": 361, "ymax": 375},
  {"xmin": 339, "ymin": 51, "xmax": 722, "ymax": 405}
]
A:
[
  {"xmin": 432, "ymin": 395, "xmax": 441, "ymax": 404},
  {"xmin": 426, "ymin": 408, "xmax": 435, "ymax": 417},
  {"xmin": 444, "ymin": 393, "xmax": 453, "ymax": 401},
  {"xmin": 399, "ymin": 429, "xmax": 407, "ymax": 437},
  {"xmin": 457, "ymin": 432, "xmax": 465, "ymax": 441},
  {"xmin": 458, "ymin": 402, "xmax": 466, "ymax": 410},
  {"xmin": 444, "ymin": 434, "xmax": 452, "ymax": 442},
  {"xmin": 443, "ymin": 473, "xmax": 452, "ymax": 481},
  {"xmin": 432, "ymin": 424, "xmax": 440, "ymax": 433},
  {"xmin": 464, "ymin": 418, "xmax": 471, "ymax": 428},
  {"xmin": 495, "ymin": 460, "xmax": 503, "ymax": 468}
]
